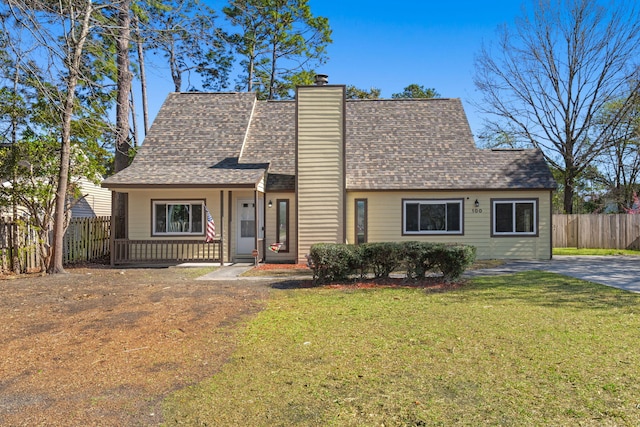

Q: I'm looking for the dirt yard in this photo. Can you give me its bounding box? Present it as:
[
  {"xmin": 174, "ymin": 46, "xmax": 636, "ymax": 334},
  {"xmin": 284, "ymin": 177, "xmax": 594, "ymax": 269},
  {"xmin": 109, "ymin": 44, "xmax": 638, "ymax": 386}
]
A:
[{"xmin": 0, "ymin": 265, "xmax": 271, "ymax": 426}]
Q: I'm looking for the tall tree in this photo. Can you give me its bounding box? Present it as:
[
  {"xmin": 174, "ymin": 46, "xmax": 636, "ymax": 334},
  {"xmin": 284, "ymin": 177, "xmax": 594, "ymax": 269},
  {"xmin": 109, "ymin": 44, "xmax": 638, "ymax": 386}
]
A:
[
  {"xmin": 115, "ymin": 0, "xmax": 132, "ymax": 174},
  {"xmin": 391, "ymin": 84, "xmax": 440, "ymax": 99},
  {"xmin": 4, "ymin": 0, "xmax": 108, "ymax": 273},
  {"xmin": 473, "ymin": 0, "xmax": 640, "ymax": 213},
  {"xmin": 224, "ymin": 0, "xmax": 331, "ymax": 99},
  {"xmin": 112, "ymin": 0, "xmax": 133, "ymax": 243},
  {"xmin": 143, "ymin": 0, "xmax": 231, "ymax": 92}
]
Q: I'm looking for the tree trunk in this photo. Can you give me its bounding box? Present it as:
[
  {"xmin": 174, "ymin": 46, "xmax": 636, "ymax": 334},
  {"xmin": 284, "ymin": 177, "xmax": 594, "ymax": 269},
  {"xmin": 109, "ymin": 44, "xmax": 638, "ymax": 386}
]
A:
[
  {"xmin": 133, "ymin": 14, "xmax": 149, "ymax": 135},
  {"xmin": 114, "ymin": 0, "xmax": 133, "ymax": 243},
  {"xmin": 563, "ymin": 176, "xmax": 575, "ymax": 214},
  {"xmin": 11, "ymin": 64, "xmax": 20, "ymax": 273},
  {"xmin": 268, "ymin": 39, "xmax": 277, "ymax": 99},
  {"xmin": 129, "ymin": 87, "xmax": 137, "ymax": 147},
  {"xmin": 48, "ymin": 2, "xmax": 94, "ymax": 274}
]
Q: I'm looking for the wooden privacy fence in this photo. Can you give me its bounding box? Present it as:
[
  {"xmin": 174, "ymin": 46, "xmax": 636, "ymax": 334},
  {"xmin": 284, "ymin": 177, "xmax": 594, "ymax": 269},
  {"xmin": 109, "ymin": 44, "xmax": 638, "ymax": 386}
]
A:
[
  {"xmin": 553, "ymin": 214, "xmax": 640, "ymax": 249},
  {"xmin": 112, "ymin": 239, "xmax": 222, "ymax": 266},
  {"xmin": 63, "ymin": 216, "xmax": 111, "ymax": 264},
  {"xmin": 0, "ymin": 216, "xmax": 111, "ymax": 273},
  {"xmin": 0, "ymin": 217, "xmax": 42, "ymax": 273}
]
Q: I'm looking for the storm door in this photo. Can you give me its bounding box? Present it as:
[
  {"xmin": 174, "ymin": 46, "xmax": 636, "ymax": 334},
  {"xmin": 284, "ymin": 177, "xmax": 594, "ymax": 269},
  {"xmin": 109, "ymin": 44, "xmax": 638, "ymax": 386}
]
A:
[{"xmin": 237, "ymin": 200, "xmax": 255, "ymax": 255}]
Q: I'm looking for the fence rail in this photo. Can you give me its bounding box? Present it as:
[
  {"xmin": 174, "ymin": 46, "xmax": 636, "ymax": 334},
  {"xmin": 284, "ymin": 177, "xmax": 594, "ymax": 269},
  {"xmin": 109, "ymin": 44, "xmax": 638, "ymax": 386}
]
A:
[
  {"xmin": 553, "ymin": 214, "xmax": 640, "ymax": 249},
  {"xmin": 112, "ymin": 239, "xmax": 222, "ymax": 266}
]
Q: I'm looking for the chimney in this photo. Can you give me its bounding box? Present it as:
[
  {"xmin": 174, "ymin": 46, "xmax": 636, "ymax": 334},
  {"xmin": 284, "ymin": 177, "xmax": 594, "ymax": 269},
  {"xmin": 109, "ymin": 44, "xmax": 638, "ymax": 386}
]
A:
[{"xmin": 314, "ymin": 74, "xmax": 328, "ymax": 86}]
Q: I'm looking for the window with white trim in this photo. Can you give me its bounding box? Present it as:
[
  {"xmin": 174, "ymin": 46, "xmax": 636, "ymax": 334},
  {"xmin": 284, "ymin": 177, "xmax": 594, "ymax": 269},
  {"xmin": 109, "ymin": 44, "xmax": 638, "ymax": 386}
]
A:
[
  {"xmin": 153, "ymin": 201, "xmax": 204, "ymax": 235},
  {"xmin": 403, "ymin": 199, "xmax": 463, "ymax": 235},
  {"xmin": 492, "ymin": 199, "xmax": 537, "ymax": 236}
]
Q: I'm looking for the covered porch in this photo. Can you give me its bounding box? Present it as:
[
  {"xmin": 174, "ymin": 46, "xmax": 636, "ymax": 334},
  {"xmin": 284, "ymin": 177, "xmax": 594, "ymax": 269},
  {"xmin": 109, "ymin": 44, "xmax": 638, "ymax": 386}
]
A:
[{"xmin": 108, "ymin": 187, "xmax": 267, "ymax": 266}]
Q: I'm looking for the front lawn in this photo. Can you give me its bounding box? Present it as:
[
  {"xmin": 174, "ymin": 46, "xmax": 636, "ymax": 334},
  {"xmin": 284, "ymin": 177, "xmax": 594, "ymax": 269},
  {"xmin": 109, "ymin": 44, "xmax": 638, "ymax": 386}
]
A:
[{"xmin": 163, "ymin": 272, "xmax": 640, "ymax": 426}]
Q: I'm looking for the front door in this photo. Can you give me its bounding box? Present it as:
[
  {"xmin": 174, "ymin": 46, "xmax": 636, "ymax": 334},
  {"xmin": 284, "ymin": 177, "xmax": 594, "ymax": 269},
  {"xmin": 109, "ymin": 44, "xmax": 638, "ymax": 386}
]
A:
[{"xmin": 237, "ymin": 200, "xmax": 255, "ymax": 255}]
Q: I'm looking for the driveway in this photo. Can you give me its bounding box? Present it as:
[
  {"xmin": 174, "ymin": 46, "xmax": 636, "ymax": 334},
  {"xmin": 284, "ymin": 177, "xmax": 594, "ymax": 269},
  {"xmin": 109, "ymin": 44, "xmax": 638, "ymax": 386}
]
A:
[{"xmin": 467, "ymin": 255, "xmax": 640, "ymax": 293}]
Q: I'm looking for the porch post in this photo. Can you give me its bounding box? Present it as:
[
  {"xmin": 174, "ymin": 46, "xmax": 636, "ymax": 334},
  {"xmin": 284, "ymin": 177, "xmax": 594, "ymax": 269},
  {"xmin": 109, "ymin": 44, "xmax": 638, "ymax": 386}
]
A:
[
  {"xmin": 109, "ymin": 191, "xmax": 116, "ymax": 267},
  {"xmin": 219, "ymin": 190, "xmax": 224, "ymax": 266}
]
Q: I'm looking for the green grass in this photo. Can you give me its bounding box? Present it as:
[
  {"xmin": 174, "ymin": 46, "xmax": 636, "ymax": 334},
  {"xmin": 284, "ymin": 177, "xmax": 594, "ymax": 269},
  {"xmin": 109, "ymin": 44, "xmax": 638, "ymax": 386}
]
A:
[
  {"xmin": 553, "ymin": 247, "xmax": 640, "ymax": 256},
  {"xmin": 163, "ymin": 272, "xmax": 640, "ymax": 426}
]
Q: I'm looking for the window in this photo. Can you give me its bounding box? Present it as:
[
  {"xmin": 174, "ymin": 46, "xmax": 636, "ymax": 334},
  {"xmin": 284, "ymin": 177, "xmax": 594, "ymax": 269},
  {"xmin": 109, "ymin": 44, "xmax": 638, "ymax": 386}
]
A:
[
  {"xmin": 152, "ymin": 200, "xmax": 204, "ymax": 235},
  {"xmin": 355, "ymin": 199, "xmax": 367, "ymax": 244},
  {"xmin": 403, "ymin": 199, "xmax": 463, "ymax": 235},
  {"xmin": 492, "ymin": 199, "xmax": 537, "ymax": 236},
  {"xmin": 276, "ymin": 199, "xmax": 289, "ymax": 252}
]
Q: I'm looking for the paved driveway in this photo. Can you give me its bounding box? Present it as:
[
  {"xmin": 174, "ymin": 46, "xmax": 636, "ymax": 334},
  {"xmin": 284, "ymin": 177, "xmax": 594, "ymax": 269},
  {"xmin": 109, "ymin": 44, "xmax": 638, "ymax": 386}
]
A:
[{"xmin": 468, "ymin": 256, "xmax": 640, "ymax": 293}]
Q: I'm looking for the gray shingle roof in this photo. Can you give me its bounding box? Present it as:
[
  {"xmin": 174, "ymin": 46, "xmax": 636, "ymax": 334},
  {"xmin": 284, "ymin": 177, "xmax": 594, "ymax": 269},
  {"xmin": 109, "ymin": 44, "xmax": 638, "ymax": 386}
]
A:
[
  {"xmin": 103, "ymin": 92, "xmax": 556, "ymax": 191},
  {"xmin": 103, "ymin": 92, "xmax": 266, "ymax": 187},
  {"xmin": 345, "ymin": 99, "xmax": 556, "ymax": 190}
]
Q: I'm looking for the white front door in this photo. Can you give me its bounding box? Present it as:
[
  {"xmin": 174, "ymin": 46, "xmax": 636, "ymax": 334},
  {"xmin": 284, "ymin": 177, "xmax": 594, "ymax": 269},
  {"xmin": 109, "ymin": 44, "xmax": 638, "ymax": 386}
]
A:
[{"xmin": 237, "ymin": 200, "xmax": 255, "ymax": 255}]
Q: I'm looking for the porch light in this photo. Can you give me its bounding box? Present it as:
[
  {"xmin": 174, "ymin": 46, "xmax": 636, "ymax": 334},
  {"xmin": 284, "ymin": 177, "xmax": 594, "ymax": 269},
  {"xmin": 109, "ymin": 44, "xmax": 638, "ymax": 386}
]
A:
[
  {"xmin": 268, "ymin": 200, "xmax": 273, "ymax": 208},
  {"xmin": 474, "ymin": 199, "xmax": 480, "ymax": 208}
]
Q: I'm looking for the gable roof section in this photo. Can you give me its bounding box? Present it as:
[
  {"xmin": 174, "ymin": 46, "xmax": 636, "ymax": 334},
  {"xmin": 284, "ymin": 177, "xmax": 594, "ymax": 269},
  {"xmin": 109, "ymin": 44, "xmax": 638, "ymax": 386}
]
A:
[
  {"xmin": 345, "ymin": 98, "xmax": 556, "ymax": 190},
  {"xmin": 103, "ymin": 92, "xmax": 556, "ymax": 191},
  {"xmin": 239, "ymin": 100, "xmax": 296, "ymax": 191},
  {"xmin": 103, "ymin": 92, "xmax": 266, "ymax": 188}
]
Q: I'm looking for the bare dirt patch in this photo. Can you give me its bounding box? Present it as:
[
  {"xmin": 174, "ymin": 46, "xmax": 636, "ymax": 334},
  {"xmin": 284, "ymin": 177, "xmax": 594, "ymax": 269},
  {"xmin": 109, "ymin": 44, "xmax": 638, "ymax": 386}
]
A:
[{"xmin": 0, "ymin": 265, "xmax": 270, "ymax": 426}]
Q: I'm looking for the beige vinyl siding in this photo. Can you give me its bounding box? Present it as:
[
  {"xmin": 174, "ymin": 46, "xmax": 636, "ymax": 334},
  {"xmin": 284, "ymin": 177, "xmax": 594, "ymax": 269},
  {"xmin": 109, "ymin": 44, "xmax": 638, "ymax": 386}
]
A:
[
  {"xmin": 71, "ymin": 177, "xmax": 112, "ymax": 217},
  {"xmin": 264, "ymin": 193, "xmax": 297, "ymax": 263},
  {"xmin": 126, "ymin": 189, "xmax": 222, "ymax": 260},
  {"xmin": 127, "ymin": 189, "xmax": 223, "ymax": 241},
  {"xmin": 346, "ymin": 190, "xmax": 552, "ymax": 260},
  {"xmin": 296, "ymin": 86, "xmax": 345, "ymax": 262}
]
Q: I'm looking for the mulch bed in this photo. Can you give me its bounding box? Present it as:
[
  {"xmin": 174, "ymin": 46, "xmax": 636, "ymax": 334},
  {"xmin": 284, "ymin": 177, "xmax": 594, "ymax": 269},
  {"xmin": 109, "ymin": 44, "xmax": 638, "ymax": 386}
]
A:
[{"xmin": 254, "ymin": 264, "xmax": 464, "ymax": 291}]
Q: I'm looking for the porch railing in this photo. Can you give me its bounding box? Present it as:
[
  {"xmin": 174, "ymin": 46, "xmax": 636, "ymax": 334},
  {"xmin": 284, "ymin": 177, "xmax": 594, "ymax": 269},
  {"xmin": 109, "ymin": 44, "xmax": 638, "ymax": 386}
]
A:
[{"xmin": 113, "ymin": 239, "xmax": 222, "ymax": 266}]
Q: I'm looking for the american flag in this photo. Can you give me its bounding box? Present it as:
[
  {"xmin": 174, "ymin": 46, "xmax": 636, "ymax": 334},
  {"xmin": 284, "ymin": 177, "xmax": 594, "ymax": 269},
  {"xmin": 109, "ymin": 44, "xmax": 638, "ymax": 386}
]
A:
[{"xmin": 204, "ymin": 206, "xmax": 216, "ymax": 242}]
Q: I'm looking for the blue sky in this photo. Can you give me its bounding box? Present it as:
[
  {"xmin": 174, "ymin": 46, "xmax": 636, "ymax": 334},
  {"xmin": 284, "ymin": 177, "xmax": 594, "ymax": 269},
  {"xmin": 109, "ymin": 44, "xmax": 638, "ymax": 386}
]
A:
[
  {"xmin": 143, "ymin": 0, "xmax": 526, "ymax": 143},
  {"xmin": 308, "ymin": 0, "xmax": 525, "ymax": 139}
]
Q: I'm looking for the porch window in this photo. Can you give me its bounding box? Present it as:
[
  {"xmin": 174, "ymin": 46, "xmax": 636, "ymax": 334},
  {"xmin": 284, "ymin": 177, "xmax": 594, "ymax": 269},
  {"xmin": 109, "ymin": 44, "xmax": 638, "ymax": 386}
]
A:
[
  {"xmin": 152, "ymin": 200, "xmax": 204, "ymax": 235},
  {"xmin": 276, "ymin": 199, "xmax": 289, "ymax": 252},
  {"xmin": 492, "ymin": 199, "xmax": 537, "ymax": 236},
  {"xmin": 403, "ymin": 199, "xmax": 463, "ymax": 235}
]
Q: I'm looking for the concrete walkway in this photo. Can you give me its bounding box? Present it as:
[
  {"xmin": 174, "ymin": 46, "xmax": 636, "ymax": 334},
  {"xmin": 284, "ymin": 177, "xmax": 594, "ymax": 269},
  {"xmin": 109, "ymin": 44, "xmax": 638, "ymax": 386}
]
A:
[
  {"xmin": 466, "ymin": 255, "xmax": 640, "ymax": 293},
  {"xmin": 195, "ymin": 263, "xmax": 256, "ymax": 280}
]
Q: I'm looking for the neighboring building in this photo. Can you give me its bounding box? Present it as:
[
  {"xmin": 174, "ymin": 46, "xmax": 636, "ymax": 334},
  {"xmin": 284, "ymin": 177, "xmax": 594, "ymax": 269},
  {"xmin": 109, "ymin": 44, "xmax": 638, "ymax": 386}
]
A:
[
  {"xmin": 102, "ymin": 75, "xmax": 556, "ymax": 265},
  {"xmin": 70, "ymin": 177, "xmax": 112, "ymax": 218},
  {"xmin": 1, "ymin": 176, "xmax": 111, "ymax": 219}
]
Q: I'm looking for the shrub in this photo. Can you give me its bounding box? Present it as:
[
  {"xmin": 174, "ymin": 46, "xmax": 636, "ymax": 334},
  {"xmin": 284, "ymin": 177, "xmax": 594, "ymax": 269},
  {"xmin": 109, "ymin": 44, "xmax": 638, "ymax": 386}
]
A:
[
  {"xmin": 359, "ymin": 242, "xmax": 402, "ymax": 278},
  {"xmin": 400, "ymin": 241, "xmax": 439, "ymax": 279},
  {"xmin": 308, "ymin": 241, "xmax": 476, "ymax": 284},
  {"xmin": 308, "ymin": 243, "xmax": 360, "ymax": 284},
  {"xmin": 433, "ymin": 244, "xmax": 477, "ymax": 282}
]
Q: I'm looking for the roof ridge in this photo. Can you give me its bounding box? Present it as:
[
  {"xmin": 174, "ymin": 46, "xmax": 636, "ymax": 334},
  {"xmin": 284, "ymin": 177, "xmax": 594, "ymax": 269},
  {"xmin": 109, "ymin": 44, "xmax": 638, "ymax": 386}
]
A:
[
  {"xmin": 345, "ymin": 97, "xmax": 460, "ymax": 102},
  {"xmin": 238, "ymin": 96, "xmax": 258, "ymax": 160}
]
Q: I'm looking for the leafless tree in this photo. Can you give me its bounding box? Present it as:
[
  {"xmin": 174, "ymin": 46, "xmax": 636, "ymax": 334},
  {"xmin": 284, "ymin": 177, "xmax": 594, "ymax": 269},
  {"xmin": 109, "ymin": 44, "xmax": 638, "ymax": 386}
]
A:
[{"xmin": 473, "ymin": 0, "xmax": 640, "ymax": 213}]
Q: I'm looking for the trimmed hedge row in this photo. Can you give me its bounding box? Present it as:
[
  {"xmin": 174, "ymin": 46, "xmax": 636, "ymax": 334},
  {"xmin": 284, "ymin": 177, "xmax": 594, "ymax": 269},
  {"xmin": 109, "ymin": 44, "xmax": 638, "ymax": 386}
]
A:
[{"xmin": 307, "ymin": 241, "xmax": 476, "ymax": 285}]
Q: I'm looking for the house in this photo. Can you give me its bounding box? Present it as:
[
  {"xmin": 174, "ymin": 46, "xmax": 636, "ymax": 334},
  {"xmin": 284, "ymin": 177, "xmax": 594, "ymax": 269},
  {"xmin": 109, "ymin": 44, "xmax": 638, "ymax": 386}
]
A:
[
  {"xmin": 102, "ymin": 75, "xmax": 556, "ymax": 265},
  {"xmin": 2, "ymin": 175, "xmax": 111, "ymax": 219},
  {"xmin": 70, "ymin": 176, "xmax": 112, "ymax": 218}
]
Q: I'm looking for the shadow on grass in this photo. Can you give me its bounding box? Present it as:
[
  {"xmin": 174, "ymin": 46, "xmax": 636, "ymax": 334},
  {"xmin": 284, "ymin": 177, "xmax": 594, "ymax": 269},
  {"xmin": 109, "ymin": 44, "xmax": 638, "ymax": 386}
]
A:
[
  {"xmin": 468, "ymin": 271, "xmax": 640, "ymax": 311},
  {"xmin": 270, "ymin": 279, "xmax": 317, "ymax": 289}
]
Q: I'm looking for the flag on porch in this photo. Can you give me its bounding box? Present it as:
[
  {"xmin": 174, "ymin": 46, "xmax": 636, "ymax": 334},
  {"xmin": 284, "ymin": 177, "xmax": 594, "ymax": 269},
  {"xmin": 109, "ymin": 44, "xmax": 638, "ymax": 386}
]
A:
[{"xmin": 204, "ymin": 206, "xmax": 216, "ymax": 242}]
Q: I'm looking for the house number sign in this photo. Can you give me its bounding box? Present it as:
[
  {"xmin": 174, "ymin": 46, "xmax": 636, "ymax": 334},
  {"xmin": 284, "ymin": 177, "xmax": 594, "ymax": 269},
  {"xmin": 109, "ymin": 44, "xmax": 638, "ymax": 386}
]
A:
[{"xmin": 471, "ymin": 208, "xmax": 483, "ymax": 214}]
